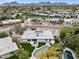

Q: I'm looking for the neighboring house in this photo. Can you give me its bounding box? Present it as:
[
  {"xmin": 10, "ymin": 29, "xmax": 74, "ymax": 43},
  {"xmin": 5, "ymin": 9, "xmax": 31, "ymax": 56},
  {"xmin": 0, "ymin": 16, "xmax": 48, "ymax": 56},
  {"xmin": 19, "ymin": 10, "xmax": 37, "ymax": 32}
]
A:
[
  {"xmin": 0, "ymin": 27, "xmax": 14, "ymax": 33},
  {"xmin": 64, "ymin": 18, "xmax": 79, "ymax": 26},
  {"xmin": 0, "ymin": 37, "xmax": 18, "ymax": 59},
  {"xmin": 63, "ymin": 11, "xmax": 71, "ymax": 18},
  {"xmin": 49, "ymin": 14, "xmax": 63, "ymax": 18},
  {"xmin": 32, "ymin": 12, "xmax": 49, "ymax": 16},
  {"xmin": 75, "ymin": 13, "xmax": 79, "ymax": 18},
  {"xmin": 77, "ymin": 15, "xmax": 79, "ymax": 19},
  {"xmin": 21, "ymin": 30, "xmax": 54, "ymax": 46},
  {"xmin": 45, "ymin": 18, "xmax": 60, "ymax": 24},
  {"xmin": 75, "ymin": 10, "xmax": 79, "ymax": 18},
  {"xmin": 0, "ymin": 19, "xmax": 22, "ymax": 25}
]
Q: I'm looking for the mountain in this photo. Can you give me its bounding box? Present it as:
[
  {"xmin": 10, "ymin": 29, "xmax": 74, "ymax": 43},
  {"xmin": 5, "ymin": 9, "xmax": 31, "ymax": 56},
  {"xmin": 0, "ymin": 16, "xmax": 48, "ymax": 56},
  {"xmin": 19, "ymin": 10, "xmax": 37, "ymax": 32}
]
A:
[
  {"xmin": 0, "ymin": 1, "xmax": 73, "ymax": 6},
  {"xmin": 30, "ymin": 2, "xmax": 68, "ymax": 5},
  {"xmin": 52, "ymin": 2, "xmax": 68, "ymax": 5},
  {"xmin": 1, "ymin": 1, "xmax": 21, "ymax": 6},
  {"xmin": 39, "ymin": 1, "xmax": 51, "ymax": 3},
  {"xmin": 29, "ymin": 2, "xmax": 51, "ymax": 6}
]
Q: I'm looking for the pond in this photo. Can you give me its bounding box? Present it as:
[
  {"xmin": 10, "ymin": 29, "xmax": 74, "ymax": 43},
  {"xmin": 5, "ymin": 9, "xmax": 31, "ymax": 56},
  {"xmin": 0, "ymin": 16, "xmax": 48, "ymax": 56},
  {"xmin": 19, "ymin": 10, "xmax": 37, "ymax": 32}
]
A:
[{"xmin": 64, "ymin": 51, "xmax": 74, "ymax": 59}]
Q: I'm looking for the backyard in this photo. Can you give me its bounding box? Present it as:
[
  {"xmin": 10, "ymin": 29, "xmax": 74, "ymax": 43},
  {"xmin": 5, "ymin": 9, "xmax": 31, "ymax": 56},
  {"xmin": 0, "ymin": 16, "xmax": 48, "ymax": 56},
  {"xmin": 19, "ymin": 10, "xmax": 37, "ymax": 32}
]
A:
[
  {"xmin": 21, "ymin": 43, "xmax": 35, "ymax": 57},
  {"xmin": 7, "ymin": 43, "xmax": 35, "ymax": 59},
  {"xmin": 7, "ymin": 42, "xmax": 46, "ymax": 59}
]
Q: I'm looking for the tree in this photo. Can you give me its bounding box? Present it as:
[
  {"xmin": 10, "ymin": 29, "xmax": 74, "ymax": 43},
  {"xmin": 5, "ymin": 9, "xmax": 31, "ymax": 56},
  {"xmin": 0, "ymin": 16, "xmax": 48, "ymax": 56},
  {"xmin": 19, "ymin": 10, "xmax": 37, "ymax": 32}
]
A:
[
  {"xmin": 58, "ymin": 19, "xmax": 64, "ymax": 24},
  {"xmin": 71, "ymin": 7, "xmax": 77, "ymax": 16},
  {"xmin": 48, "ymin": 44, "xmax": 63, "ymax": 58},
  {"xmin": 15, "ymin": 14, "xmax": 21, "ymax": 19},
  {"xmin": 60, "ymin": 27, "xmax": 75, "ymax": 41},
  {"xmin": 0, "ymin": 32, "xmax": 8, "ymax": 38},
  {"xmin": 16, "ymin": 46, "xmax": 29, "ymax": 59},
  {"xmin": 0, "ymin": 16, "xmax": 8, "ymax": 21},
  {"xmin": 60, "ymin": 27, "xmax": 79, "ymax": 57},
  {"xmin": 15, "ymin": 28, "xmax": 24, "ymax": 35},
  {"xmin": 37, "ymin": 43, "xmax": 63, "ymax": 59},
  {"xmin": 35, "ymin": 7, "xmax": 41, "ymax": 10},
  {"xmin": 74, "ymin": 28, "xmax": 79, "ymax": 35},
  {"xmin": 47, "ymin": 5, "xmax": 52, "ymax": 11},
  {"xmin": 60, "ymin": 32, "xmax": 66, "ymax": 41},
  {"xmin": 15, "ymin": 24, "xmax": 24, "ymax": 35},
  {"xmin": 29, "ymin": 6, "xmax": 34, "ymax": 11},
  {"xmin": 37, "ymin": 49, "xmax": 47, "ymax": 59}
]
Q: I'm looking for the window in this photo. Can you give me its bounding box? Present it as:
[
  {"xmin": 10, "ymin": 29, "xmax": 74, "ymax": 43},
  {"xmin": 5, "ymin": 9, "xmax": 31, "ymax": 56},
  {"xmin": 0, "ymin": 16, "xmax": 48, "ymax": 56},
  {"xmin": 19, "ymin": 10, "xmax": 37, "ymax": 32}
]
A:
[
  {"xmin": 27, "ymin": 39, "xmax": 31, "ymax": 41},
  {"xmin": 32, "ymin": 39, "xmax": 37, "ymax": 41},
  {"xmin": 11, "ymin": 52, "xmax": 14, "ymax": 54},
  {"xmin": 49, "ymin": 39, "xmax": 51, "ymax": 42},
  {"xmin": 45, "ymin": 39, "xmax": 48, "ymax": 41}
]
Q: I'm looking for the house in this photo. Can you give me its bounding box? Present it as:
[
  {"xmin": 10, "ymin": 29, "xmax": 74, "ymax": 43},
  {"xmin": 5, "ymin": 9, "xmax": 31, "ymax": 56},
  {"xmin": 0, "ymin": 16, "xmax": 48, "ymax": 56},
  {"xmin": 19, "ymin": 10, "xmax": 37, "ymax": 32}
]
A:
[
  {"xmin": 21, "ymin": 30, "xmax": 54, "ymax": 46},
  {"xmin": 32, "ymin": 11, "xmax": 49, "ymax": 16},
  {"xmin": 0, "ymin": 37, "xmax": 18, "ymax": 59},
  {"xmin": 64, "ymin": 18, "xmax": 79, "ymax": 26},
  {"xmin": 74, "ymin": 10, "xmax": 79, "ymax": 18},
  {"xmin": 45, "ymin": 18, "xmax": 60, "ymax": 24},
  {"xmin": 49, "ymin": 14, "xmax": 63, "ymax": 18},
  {"xmin": 63, "ymin": 11, "xmax": 71, "ymax": 18},
  {"xmin": 0, "ymin": 19, "xmax": 22, "ymax": 25}
]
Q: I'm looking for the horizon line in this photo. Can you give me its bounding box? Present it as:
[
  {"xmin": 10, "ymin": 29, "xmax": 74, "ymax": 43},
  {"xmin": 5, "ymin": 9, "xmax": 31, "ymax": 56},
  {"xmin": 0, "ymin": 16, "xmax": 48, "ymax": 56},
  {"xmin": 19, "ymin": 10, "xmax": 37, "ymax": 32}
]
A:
[{"xmin": 0, "ymin": 1, "xmax": 79, "ymax": 5}]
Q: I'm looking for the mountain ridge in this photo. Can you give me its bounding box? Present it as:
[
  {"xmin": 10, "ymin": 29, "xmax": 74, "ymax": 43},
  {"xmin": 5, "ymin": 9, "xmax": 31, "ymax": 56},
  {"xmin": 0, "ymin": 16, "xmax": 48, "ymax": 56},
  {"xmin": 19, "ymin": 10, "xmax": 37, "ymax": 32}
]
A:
[{"xmin": 0, "ymin": 1, "xmax": 77, "ymax": 6}]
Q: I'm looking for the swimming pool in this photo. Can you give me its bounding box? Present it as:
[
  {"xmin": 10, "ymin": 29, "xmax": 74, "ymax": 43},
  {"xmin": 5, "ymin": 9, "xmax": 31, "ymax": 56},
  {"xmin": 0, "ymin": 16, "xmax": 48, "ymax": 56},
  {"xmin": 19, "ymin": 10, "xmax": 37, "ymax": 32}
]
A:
[
  {"xmin": 32, "ymin": 45, "xmax": 49, "ymax": 57},
  {"xmin": 64, "ymin": 51, "xmax": 74, "ymax": 59}
]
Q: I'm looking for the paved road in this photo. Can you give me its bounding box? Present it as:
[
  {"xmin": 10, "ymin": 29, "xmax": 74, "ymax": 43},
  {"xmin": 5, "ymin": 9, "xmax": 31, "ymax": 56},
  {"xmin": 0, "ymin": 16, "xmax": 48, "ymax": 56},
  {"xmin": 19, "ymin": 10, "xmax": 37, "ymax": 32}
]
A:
[{"xmin": 25, "ymin": 25, "xmax": 63, "ymax": 29}]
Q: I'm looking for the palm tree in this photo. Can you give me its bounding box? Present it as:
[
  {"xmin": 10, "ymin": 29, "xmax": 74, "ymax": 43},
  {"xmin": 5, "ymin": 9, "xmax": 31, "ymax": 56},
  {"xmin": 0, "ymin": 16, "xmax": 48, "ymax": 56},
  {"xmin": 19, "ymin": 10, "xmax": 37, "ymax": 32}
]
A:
[
  {"xmin": 37, "ymin": 49, "xmax": 48, "ymax": 59},
  {"xmin": 37, "ymin": 44, "xmax": 63, "ymax": 59}
]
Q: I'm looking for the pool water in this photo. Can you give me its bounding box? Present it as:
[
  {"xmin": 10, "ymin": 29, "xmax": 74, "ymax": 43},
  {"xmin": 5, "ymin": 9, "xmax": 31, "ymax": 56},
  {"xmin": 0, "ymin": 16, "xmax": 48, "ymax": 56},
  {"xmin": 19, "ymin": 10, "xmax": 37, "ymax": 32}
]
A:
[{"xmin": 64, "ymin": 51, "xmax": 74, "ymax": 59}]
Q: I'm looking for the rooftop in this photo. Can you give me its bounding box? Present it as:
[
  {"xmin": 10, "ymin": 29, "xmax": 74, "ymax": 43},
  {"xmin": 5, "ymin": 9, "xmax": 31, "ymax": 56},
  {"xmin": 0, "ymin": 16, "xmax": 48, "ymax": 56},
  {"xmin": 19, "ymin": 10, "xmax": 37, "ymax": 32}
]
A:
[
  {"xmin": 1, "ymin": 19, "xmax": 21, "ymax": 25},
  {"xmin": 45, "ymin": 18, "xmax": 60, "ymax": 21},
  {"xmin": 64, "ymin": 18, "xmax": 79, "ymax": 22},
  {"xmin": 0, "ymin": 37, "xmax": 18, "ymax": 56},
  {"xmin": 21, "ymin": 30, "xmax": 54, "ymax": 40}
]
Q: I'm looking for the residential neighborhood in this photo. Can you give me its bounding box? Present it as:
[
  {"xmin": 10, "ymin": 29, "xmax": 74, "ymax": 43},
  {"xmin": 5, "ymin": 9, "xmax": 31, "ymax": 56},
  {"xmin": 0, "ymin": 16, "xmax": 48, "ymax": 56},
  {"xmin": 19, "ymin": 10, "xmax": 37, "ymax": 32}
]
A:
[{"xmin": 0, "ymin": 0, "xmax": 79, "ymax": 59}]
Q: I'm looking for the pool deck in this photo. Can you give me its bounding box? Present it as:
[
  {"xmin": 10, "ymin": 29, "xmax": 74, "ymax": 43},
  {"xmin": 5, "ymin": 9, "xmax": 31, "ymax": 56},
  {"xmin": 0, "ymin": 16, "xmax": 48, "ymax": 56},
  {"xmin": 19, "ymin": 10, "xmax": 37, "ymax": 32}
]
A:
[
  {"xmin": 62, "ymin": 47, "xmax": 77, "ymax": 59},
  {"xmin": 30, "ymin": 41, "xmax": 55, "ymax": 59},
  {"xmin": 30, "ymin": 43, "xmax": 51, "ymax": 59}
]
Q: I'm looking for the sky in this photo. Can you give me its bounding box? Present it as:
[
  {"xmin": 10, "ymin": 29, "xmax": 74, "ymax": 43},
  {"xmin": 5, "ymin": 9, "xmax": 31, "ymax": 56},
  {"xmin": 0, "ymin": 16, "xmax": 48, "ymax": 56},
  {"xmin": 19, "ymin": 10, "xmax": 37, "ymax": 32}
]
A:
[{"xmin": 0, "ymin": 0, "xmax": 79, "ymax": 4}]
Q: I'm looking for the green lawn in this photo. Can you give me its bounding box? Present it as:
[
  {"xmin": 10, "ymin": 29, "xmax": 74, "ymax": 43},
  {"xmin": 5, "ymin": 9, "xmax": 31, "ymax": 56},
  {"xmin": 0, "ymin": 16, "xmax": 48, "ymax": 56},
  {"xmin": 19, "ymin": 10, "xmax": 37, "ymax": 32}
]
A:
[
  {"xmin": 37, "ymin": 42, "xmax": 45, "ymax": 48},
  {"xmin": 7, "ymin": 42, "xmax": 45, "ymax": 59},
  {"xmin": 7, "ymin": 43, "xmax": 35, "ymax": 59},
  {"xmin": 21, "ymin": 43, "xmax": 35, "ymax": 57}
]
